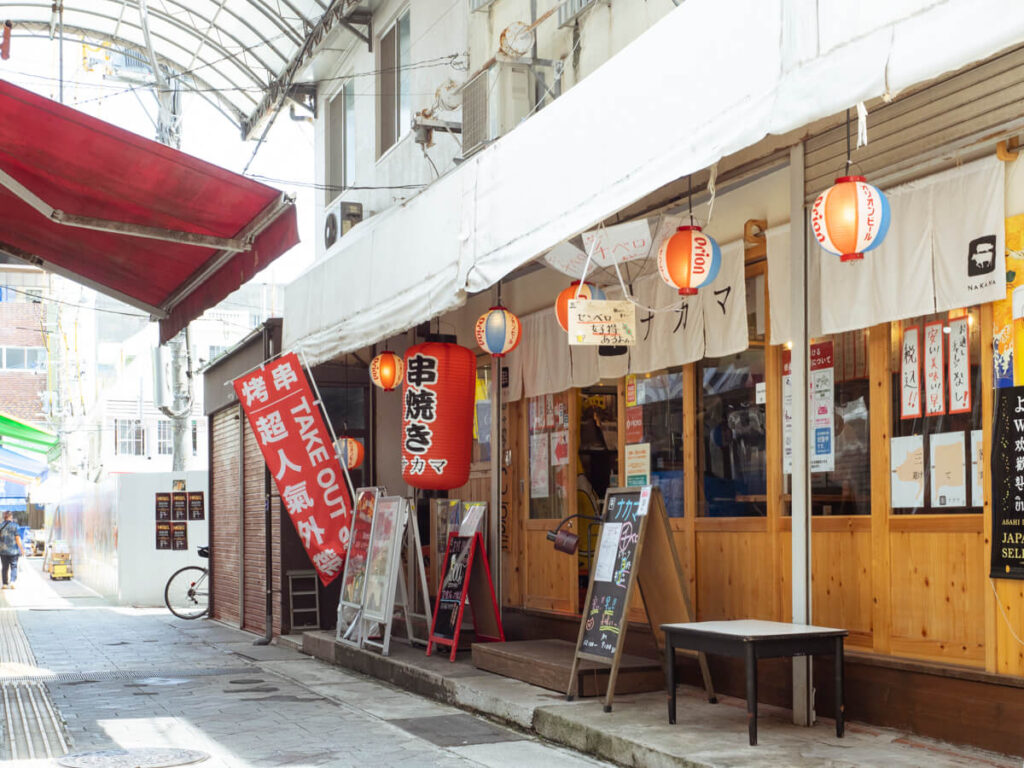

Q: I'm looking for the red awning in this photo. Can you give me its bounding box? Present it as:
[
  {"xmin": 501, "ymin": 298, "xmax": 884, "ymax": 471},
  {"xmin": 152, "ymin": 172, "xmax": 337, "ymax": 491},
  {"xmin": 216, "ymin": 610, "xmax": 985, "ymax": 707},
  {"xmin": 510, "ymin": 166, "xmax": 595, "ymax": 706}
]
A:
[{"xmin": 0, "ymin": 79, "xmax": 299, "ymax": 343}]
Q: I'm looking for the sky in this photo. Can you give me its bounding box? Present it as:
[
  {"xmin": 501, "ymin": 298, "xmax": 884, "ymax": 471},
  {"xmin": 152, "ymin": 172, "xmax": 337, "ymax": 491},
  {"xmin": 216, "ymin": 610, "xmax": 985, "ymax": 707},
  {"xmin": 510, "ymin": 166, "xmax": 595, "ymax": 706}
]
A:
[{"xmin": 0, "ymin": 35, "xmax": 317, "ymax": 290}]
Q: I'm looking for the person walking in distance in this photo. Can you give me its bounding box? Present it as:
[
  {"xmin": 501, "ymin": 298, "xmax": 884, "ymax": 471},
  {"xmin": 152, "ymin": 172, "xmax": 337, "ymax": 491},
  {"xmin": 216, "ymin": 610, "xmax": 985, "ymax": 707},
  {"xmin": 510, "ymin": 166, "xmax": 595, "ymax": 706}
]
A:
[{"xmin": 0, "ymin": 511, "xmax": 25, "ymax": 589}]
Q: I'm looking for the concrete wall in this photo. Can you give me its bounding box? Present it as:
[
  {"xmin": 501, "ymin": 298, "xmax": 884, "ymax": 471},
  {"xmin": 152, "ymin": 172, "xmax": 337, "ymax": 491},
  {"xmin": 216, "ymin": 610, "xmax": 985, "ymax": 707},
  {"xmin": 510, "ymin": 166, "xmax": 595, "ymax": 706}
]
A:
[{"xmin": 114, "ymin": 471, "xmax": 209, "ymax": 607}]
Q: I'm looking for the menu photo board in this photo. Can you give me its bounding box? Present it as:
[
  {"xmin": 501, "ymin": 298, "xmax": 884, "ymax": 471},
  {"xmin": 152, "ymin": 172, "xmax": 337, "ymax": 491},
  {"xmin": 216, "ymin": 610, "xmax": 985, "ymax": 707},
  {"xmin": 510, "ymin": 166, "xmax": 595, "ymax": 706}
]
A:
[
  {"xmin": 337, "ymin": 488, "xmax": 379, "ymax": 644},
  {"xmin": 171, "ymin": 492, "xmax": 188, "ymax": 522},
  {"xmin": 992, "ymin": 386, "xmax": 1024, "ymax": 579}
]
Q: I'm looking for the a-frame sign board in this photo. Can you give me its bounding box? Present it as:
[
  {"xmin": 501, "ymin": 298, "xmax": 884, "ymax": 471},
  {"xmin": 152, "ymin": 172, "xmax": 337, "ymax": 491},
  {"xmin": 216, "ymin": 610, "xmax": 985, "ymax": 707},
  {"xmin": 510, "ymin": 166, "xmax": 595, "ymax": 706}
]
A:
[
  {"xmin": 426, "ymin": 532, "xmax": 505, "ymax": 661},
  {"xmin": 566, "ymin": 486, "xmax": 715, "ymax": 712},
  {"xmin": 337, "ymin": 487, "xmax": 381, "ymax": 647}
]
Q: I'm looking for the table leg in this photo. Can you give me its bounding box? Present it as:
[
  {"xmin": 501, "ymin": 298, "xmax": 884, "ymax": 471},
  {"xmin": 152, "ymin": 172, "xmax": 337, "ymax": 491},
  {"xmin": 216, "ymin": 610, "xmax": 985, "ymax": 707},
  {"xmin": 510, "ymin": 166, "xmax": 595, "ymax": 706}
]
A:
[
  {"xmin": 665, "ymin": 640, "xmax": 676, "ymax": 725},
  {"xmin": 745, "ymin": 643, "xmax": 758, "ymax": 746},
  {"xmin": 834, "ymin": 636, "xmax": 844, "ymax": 738}
]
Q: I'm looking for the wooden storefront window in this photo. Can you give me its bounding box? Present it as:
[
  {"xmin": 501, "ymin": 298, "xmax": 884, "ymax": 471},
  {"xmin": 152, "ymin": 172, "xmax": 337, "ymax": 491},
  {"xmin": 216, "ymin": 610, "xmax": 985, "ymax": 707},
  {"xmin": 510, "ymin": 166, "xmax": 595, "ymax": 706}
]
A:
[
  {"xmin": 471, "ymin": 359, "xmax": 492, "ymax": 465},
  {"xmin": 630, "ymin": 369, "xmax": 684, "ymax": 516},
  {"xmin": 889, "ymin": 308, "xmax": 983, "ymax": 515},
  {"xmin": 527, "ymin": 392, "xmax": 572, "ymax": 520}
]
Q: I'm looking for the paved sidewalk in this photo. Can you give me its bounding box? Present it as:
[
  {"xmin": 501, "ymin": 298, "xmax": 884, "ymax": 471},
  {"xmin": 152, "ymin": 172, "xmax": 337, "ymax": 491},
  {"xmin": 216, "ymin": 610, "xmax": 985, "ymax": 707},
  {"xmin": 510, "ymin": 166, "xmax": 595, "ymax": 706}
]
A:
[{"xmin": 0, "ymin": 560, "xmax": 613, "ymax": 767}]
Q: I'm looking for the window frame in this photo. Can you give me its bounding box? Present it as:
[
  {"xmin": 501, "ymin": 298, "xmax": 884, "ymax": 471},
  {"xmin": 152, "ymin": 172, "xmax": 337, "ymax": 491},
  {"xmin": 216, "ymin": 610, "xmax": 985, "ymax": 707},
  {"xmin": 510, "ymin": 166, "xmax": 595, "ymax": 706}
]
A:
[
  {"xmin": 115, "ymin": 418, "xmax": 146, "ymax": 456},
  {"xmin": 327, "ymin": 79, "xmax": 356, "ymax": 201},
  {"xmin": 377, "ymin": 8, "xmax": 411, "ymax": 158},
  {"xmin": 157, "ymin": 420, "xmax": 173, "ymax": 456}
]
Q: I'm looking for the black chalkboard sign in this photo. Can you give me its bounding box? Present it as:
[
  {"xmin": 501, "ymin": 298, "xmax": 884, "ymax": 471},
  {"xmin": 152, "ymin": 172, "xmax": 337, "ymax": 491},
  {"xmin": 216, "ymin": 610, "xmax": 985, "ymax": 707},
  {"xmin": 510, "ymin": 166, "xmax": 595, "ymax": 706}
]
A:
[
  {"xmin": 433, "ymin": 534, "xmax": 472, "ymax": 640},
  {"xmin": 992, "ymin": 386, "xmax": 1024, "ymax": 579},
  {"xmin": 579, "ymin": 490, "xmax": 645, "ymax": 659},
  {"xmin": 427, "ymin": 531, "xmax": 504, "ymax": 661}
]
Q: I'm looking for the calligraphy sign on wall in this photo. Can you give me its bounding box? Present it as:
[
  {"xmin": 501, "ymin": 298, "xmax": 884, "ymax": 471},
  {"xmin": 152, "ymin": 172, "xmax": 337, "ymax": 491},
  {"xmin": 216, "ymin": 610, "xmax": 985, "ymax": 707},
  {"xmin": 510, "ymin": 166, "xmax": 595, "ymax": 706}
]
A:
[{"xmin": 234, "ymin": 352, "xmax": 353, "ymax": 586}]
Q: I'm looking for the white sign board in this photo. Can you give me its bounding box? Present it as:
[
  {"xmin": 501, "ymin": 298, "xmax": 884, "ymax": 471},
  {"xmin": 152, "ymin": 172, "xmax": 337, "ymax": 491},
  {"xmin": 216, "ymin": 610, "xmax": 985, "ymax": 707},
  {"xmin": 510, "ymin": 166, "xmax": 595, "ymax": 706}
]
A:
[{"xmin": 567, "ymin": 299, "xmax": 636, "ymax": 347}]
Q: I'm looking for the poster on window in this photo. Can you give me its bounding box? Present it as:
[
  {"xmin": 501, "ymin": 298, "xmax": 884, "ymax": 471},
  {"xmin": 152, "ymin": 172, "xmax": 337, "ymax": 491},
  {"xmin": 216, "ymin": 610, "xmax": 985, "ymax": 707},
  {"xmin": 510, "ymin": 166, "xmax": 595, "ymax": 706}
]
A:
[
  {"xmin": 530, "ymin": 433, "xmax": 549, "ymax": 498},
  {"xmin": 901, "ymin": 326, "xmax": 922, "ymax": 419},
  {"xmin": 624, "ymin": 442, "xmax": 651, "ymax": 486},
  {"xmin": 971, "ymin": 429, "xmax": 984, "ymax": 508},
  {"xmin": 891, "ymin": 435, "xmax": 925, "ymax": 508},
  {"xmin": 993, "ymin": 214, "xmax": 1024, "ymax": 389},
  {"xmin": 550, "ymin": 429, "xmax": 570, "ymax": 467},
  {"xmin": 930, "ymin": 431, "xmax": 967, "ymax": 508},
  {"xmin": 924, "ymin": 322, "xmax": 946, "ymax": 416},
  {"xmin": 233, "ymin": 351, "xmax": 354, "ymax": 586},
  {"xmin": 782, "ymin": 350, "xmax": 793, "ymax": 475},
  {"xmin": 948, "ymin": 317, "xmax": 971, "ymax": 414},
  {"xmin": 991, "ymin": 386, "xmax": 1024, "ymax": 578},
  {"xmin": 810, "ymin": 341, "xmax": 835, "ymax": 473}
]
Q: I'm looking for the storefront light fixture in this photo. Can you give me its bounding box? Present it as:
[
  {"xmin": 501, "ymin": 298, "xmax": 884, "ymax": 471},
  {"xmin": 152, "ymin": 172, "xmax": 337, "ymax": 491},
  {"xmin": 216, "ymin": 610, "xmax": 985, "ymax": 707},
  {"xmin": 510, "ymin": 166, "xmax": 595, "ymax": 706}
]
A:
[
  {"xmin": 656, "ymin": 225, "xmax": 722, "ymax": 295},
  {"xmin": 369, "ymin": 351, "xmax": 404, "ymax": 391},
  {"xmin": 811, "ymin": 176, "xmax": 891, "ymax": 262},
  {"xmin": 475, "ymin": 306, "xmax": 522, "ymax": 357},
  {"xmin": 555, "ymin": 281, "xmax": 606, "ymax": 332}
]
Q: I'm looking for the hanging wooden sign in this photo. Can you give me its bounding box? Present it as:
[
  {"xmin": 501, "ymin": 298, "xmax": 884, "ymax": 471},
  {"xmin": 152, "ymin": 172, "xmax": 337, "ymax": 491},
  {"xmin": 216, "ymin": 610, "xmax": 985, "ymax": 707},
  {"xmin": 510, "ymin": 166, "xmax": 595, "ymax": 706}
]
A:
[
  {"xmin": 567, "ymin": 299, "xmax": 636, "ymax": 347},
  {"xmin": 567, "ymin": 486, "xmax": 714, "ymax": 711},
  {"xmin": 427, "ymin": 531, "xmax": 504, "ymax": 661}
]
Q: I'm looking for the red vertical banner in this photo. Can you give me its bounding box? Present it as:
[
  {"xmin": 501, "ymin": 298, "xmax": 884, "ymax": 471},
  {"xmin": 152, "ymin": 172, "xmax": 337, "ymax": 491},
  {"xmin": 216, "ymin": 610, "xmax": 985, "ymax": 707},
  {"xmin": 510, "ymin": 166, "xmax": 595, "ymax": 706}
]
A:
[
  {"xmin": 233, "ymin": 352, "xmax": 353, "ymax": 586},
  {"xmin": 923, "ymin": 321, "xmax": 946, "ymax": 416}
]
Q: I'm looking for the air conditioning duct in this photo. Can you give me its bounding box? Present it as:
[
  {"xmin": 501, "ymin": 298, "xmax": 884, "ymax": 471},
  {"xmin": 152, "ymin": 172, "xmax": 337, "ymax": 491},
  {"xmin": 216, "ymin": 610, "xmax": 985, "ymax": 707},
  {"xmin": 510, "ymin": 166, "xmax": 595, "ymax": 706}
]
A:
[{"xmin": 461, "ymin": 62, "xmax": 535, "ymax": 159}]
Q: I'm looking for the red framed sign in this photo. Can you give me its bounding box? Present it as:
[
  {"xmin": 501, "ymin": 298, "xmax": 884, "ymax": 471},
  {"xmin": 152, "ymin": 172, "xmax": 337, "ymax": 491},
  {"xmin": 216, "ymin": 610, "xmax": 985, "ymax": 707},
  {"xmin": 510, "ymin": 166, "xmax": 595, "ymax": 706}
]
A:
[
  {"xmin": 426, "ymin": 531, "xmax": 504, "ymax": 661},
  {"xmin": 900, "ymin": 325, "xmax": 922, "ymax": 420},
  {"xmin": 947, "ymin": 316, "xmax": 972, "ymax": 414},
  {"xmin": 923, "ymin": 321, "xmax": 946, "ymax": 417}
]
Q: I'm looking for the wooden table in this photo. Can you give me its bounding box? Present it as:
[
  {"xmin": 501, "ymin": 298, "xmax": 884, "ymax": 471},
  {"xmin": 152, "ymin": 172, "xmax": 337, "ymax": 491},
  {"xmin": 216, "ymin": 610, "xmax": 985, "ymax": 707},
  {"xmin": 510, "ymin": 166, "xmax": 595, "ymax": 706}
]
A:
[{"xmin": 661, "ymin": 619, "xmax": 847, "ymax": 746}]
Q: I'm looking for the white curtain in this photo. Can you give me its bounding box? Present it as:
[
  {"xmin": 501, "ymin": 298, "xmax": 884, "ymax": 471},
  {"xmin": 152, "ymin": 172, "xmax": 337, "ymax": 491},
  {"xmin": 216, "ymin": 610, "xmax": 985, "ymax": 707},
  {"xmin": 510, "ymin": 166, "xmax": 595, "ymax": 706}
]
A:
[
  {"xmin": 702, "ymin": 239, "xmax": 749, "ymax": 357},
  {"xmin": 766, "ymin": 223, "xmax": 792, "ymax": 344},
  {"xmin": 626, "ymin": 271, "xmax": 705, "ymax": 374}
]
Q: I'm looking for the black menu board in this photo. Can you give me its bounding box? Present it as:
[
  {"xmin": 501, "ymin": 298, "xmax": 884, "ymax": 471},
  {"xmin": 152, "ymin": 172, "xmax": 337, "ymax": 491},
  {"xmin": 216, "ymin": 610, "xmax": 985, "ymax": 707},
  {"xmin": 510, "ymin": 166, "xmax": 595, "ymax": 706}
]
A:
[
  {"xmin": 433, "ymin": 535, "xmax": 472, "ymax": 640},
  {"xmin": 579, "ymin": 490, "xmax": 645, "ymax": 659},
  {"xmin": 155, "ymin": 493, "xmax": 171, "ymax": 521},
  {"xmin": 992, "ymin": 386, "xmax": 1024, "ymax": 579}
]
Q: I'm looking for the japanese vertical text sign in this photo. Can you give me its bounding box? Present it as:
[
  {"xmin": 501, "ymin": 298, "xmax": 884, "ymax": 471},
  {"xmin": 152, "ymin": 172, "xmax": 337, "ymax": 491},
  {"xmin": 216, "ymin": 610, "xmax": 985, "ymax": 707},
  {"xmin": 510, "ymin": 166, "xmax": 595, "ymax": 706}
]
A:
[
  {"xmin": 991, "ymin": 386, "xmax": 1024, "ymax": 579},
  {"xmin": 401, "ymin": 342, "xmax": 475, "ymax": 491},
  {"xmin": 234, "ymin": 352, "xmax": 353, "ymax": 586}
]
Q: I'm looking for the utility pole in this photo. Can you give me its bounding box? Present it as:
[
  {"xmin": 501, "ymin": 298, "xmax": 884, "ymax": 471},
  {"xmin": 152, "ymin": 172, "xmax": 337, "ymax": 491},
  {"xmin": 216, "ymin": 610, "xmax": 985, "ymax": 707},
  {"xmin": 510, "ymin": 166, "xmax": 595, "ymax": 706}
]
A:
[{"xmin": 140, "ymin": 0, "xmax": 190, "ymax": 470}]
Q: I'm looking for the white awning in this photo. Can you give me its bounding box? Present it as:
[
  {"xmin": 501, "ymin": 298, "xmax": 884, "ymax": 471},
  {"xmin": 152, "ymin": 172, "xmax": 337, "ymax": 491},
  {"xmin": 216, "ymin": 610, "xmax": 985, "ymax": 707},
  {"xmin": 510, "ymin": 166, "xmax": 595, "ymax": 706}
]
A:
[{"xmin": 285, "ymin": 0, "xmax": 1024, "ymax": 365}]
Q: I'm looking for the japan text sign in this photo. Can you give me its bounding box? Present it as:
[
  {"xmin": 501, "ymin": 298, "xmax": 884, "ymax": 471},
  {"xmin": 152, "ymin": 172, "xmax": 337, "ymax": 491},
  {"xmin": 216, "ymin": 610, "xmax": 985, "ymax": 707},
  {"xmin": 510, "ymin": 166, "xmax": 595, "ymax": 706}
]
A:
[
  {"xmin": 234, "ymin": 352, "xmax": 353, "ymax": 586},
  {"xmin": 567, "ymin": 299, "xmax": 636, "ymax": 347}
]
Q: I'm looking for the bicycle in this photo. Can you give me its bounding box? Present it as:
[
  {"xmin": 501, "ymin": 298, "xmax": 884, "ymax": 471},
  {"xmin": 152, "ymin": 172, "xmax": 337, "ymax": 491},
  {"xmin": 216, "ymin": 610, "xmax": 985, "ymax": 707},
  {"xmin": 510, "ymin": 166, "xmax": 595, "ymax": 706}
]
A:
[{"xmin": 164, "ymin": 545, "xmax": 210, "ymax": 619}]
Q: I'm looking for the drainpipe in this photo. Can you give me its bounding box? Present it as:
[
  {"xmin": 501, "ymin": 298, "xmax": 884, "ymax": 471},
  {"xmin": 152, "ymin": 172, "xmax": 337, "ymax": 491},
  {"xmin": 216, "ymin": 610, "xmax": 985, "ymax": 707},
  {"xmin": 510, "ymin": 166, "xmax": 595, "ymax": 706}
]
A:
[{"xmin": 255, "ymin": 325, "xmax": 275, "ymax": 645}]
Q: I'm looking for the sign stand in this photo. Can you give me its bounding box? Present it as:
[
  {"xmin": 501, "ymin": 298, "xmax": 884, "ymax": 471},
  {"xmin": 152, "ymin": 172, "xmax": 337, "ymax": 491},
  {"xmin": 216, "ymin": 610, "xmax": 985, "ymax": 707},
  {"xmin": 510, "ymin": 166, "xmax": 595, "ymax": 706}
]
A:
[
  {"xmin": 426, "ymin": 531, "xmax": 504, "ymax": 661},
  {"xmin": 336, "ymin": 487, "xmax": 381, "ymax": 647},
  {"xmin": 359, "ymin": 496, "xmax": 409, "ymax": 657},
  {"xmin": 566, "ymin": 486, "xmax": 715, "ymax": 712},
  {"xmin": 400, "ymin": 503, "xmax": 433, "ymax": 646}
]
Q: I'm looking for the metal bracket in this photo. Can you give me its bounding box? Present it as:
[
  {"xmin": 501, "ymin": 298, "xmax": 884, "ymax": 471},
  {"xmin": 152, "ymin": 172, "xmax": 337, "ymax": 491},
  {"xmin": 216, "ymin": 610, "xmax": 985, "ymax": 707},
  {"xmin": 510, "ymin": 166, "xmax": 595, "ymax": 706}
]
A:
[{"xmin": 997, "ymin": 137, "xmax": 1020, "ymax": 162}]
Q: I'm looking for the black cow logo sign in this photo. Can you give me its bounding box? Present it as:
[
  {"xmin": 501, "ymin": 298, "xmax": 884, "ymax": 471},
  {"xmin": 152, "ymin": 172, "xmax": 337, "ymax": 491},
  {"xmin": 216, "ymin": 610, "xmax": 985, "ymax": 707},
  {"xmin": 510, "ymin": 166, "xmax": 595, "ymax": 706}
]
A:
[{"xmin": 967, "ymin": 235, "xmax": 997, "ymax": 277}]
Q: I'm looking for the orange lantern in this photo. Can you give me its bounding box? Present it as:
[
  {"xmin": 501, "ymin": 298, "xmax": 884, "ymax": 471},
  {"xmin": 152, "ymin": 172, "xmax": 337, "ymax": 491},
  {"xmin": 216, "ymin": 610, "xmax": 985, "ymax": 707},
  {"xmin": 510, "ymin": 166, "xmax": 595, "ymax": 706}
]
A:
[
  {"xmin": 401, "ymin": 342, "xmax": 475, "ymax": 491},
  {"xmin": 811, "ymin": 176, "xmax": 891, "ymax": 261},
  {"xmin": 554, "ymin": 281, "xmax": 606, "ymax": 332},
  {"xmin": 657, "ymin": 225, "xmax": 722, "ymax": 295},
  {"xmin": 370, "ymin": 351, "xmax": 404, "ymax": 391},
  {"xmin": 337, "ymin": 437, "xmax": 364, "ymax": 470}
]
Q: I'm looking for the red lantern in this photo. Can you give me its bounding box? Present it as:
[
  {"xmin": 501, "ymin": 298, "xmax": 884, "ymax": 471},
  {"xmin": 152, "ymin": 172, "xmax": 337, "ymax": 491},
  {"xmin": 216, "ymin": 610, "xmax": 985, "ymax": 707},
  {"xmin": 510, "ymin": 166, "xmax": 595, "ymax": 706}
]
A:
[
  {"xmin": 401, "ymin": 342, "xmax": 475, "ymax": 490},
  {"xmin": 554, "ymin": 281, "xmax": 606, "ymax": 332},
  {"xmin": 370, "ymin": 351, "xmax": 404, "ymax": 391},
  {"xmin": 337, "ymin": 437, "xmax": 364, "ymax": 470}
]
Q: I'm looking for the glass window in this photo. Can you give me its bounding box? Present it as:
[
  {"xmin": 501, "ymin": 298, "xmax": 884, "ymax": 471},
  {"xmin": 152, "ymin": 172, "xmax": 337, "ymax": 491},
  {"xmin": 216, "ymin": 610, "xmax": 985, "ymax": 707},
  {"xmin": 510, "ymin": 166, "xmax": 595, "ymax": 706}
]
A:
[
  {"xmin": 327, "ymin": 80, "xmax": 356, "ymax": 198},
  {"xmin": 192, "ymin": 420, "xmax": 199, "ymax": 456},
  {"xmin": 784, "ymin": 330, "xmax": 871, "ymax": 515},
  {"xmin": 378, "ymin": 10, "xmax": 411, "ymax": 156},
  {"xmin": 115, "ymin": 419, "xmax": 145, "ymax": 456},
  {"xmin": 528, "ymin": 392, "xmax": 571, "ymax": 520},
  {"xmin": 697, "ymin": 348, "xmax": 767, "ymax": 516},
  {"xmin": 628, "ymin": 369, "xmax": 684, "ymax": 516},
  {"xmin": 158, "ymin": 420, "xmax": 173, "ymax": 455},
  {"xmin": 320, "ymin": 384, "xmax": 368, "ymax": 488},
  {"xmin": 5, "ymin": 347, "xmax": 25, "ymax": 369},
  {"xmin": 890, "ymin": 308, "xmax": 982, "ymax": 514}
]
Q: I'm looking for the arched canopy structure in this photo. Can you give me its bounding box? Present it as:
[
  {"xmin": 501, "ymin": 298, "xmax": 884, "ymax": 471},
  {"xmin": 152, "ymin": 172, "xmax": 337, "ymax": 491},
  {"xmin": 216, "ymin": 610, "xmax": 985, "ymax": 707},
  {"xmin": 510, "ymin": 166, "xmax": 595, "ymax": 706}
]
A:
[{"xmin": 0, "ymin": 0, "xmax": 370, "ymax": 136}]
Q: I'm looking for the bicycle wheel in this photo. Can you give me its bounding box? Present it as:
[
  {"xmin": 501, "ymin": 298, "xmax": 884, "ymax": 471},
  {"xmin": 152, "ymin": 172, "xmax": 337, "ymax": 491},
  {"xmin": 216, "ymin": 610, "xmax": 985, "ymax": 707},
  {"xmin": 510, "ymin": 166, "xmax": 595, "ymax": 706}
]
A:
[{"xmin": 165, "ymin": 566, "xmax": 209, "ymax": 620}]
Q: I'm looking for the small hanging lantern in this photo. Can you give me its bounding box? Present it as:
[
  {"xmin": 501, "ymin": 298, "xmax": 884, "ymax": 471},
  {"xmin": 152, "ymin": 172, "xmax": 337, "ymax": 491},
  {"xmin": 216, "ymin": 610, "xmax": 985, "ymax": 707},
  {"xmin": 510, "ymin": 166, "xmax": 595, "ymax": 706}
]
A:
[
  {"xmin": 657, "ymin": 225, "xmax": 722, "ymax": 295},
  {"xmin": 555, "ymin": 281, "xmax": 606, "ymax": 332},
  {"xmin": 475, "ymin": 306, "xmax": 522, "ymax": 357},
  {"xmin": 370, "ymin": 351, "xmax": 404, "ymax": 391},
  {"xmin": 811, "ymin": 176, "xmax": 891, "ymax": 262},
  {"xmin": 337, "ymin": 437, "xmax": 364, "ymax": 470}
]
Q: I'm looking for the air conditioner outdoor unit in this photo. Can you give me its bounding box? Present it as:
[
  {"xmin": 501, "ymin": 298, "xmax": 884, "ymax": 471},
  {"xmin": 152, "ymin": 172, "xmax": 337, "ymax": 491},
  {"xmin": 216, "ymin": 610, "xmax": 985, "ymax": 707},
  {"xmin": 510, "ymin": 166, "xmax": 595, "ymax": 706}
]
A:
[
  {"xmin": 323, "ymin": 201, "xmax": 364, "ymax": 250},
  {"xmin": 461, "ymin": 62, "xmax": 535, "ymax": 159}
]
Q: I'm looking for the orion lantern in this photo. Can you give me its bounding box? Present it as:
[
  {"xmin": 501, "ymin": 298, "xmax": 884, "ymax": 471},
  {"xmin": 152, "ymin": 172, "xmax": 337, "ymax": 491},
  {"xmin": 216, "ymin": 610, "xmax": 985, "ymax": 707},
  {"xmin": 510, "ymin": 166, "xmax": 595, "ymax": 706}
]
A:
[
  {"xmin": 555, "ymin": 281, "xmax": 606, "ymax": 332},
  {"xmin": 657, "ymin": 225, "xmax": 722, "ymax": 295},
  {"xmin": 337, "ymin": 437, "xmax": 364, "ymax": 470},
  {"xmin": 369, "ymin": 351, "xmax": 404, "ymax": 391},
  {"xmin": 401, "ymin": 341, "xmax": 475, "ymax": 491},
  {"xmin": 475, "ymin": 306, "xmax": 522, "ymax": 357},
  {"xmin": 811, "ymin": 176, "xmax": 891, "ymax": 262}
]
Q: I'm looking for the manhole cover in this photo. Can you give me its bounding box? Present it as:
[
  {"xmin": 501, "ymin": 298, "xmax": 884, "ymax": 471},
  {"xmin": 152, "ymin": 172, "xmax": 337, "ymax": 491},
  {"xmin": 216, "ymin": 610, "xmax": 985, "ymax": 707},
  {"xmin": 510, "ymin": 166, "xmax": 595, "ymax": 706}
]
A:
[{"xmin": 58, "ymin": 747, "xmax": 208, "ymax": 767}]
